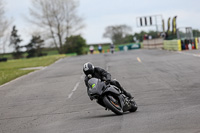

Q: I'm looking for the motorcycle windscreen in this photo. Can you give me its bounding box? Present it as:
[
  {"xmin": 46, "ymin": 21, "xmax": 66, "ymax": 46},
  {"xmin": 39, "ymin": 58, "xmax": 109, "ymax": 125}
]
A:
[{"xmin": 88, "ymin": 78, "xmax": 104, "ymax": 95}]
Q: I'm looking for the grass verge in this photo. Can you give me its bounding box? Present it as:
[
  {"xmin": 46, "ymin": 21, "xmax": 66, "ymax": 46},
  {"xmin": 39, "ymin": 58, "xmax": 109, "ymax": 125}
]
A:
[{"xmin": 0, "ymin": 54, "xmax": 66, "ymax": 86}]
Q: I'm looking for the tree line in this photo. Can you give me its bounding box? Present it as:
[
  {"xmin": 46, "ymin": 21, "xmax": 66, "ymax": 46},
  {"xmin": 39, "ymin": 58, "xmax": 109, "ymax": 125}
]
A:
[
  {"xmin": 102, "ymin": 25, "xmax": 162, "ymax": 44},
  {"xmin": 9, "ymin": 25, "xmax": 86, "ymax": 59},
  {"xmin": 103, "ymin": 25, "xmax": 200, "ymax": 45}
]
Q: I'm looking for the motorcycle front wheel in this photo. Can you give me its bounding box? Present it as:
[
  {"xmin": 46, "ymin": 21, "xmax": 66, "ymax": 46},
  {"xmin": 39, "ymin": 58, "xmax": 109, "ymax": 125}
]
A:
[{"xmin": 103, "ymin": 95, "xmax": 123, "ymax": 115}]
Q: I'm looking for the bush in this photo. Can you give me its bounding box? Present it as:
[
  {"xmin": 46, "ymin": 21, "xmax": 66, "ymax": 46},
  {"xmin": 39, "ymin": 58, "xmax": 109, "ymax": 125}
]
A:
[
  {"xmin": 64, "ymin": 35, "xmax": 86, "ymax": 55},
  {"xmin": 0, "ymin": 58, "xmax": 7, "ymax": 62}
]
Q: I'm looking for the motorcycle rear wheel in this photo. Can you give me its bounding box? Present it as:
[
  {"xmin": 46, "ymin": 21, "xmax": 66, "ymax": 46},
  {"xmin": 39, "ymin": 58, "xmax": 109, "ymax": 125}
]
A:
[{"xmin": 103, "ymin": 95, "xmax": 123, "ymax": 115}]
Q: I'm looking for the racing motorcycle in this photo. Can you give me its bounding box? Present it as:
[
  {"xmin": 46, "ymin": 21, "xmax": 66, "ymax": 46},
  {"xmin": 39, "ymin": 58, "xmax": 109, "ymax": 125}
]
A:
[{"xmin": 87, "ymin": 77, "xmax": 137, "ymax": 115}]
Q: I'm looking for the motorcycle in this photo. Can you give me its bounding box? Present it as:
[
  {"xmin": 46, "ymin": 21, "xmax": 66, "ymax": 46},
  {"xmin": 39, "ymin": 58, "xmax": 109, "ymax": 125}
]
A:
[
  {"xmin": 87, "ymin": 77, "xmax": 137, "ymax": 115},
  {"xmin": 110, "ymin": 44, "xmax": 115, "ymax": 54},
  {"xmin": 110, "ymin": 47, "xmax": 114, "ymax": 54}
]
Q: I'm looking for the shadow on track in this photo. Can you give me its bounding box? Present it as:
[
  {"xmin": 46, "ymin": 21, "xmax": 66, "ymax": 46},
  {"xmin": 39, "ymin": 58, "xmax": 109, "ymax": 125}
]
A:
[{"xmin": 80, "ymin": 111, "xmax": 136, "ymax": 119}]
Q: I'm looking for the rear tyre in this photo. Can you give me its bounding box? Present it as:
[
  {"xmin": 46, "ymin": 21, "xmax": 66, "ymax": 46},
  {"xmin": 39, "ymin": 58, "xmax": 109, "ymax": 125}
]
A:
[
  {"xmin": 129, "ymin": 101, "xmax": 138, "ymax": 112},
  {"xmin": 103, "ymin": 95, "xmax": 123, "ymax": 115}
]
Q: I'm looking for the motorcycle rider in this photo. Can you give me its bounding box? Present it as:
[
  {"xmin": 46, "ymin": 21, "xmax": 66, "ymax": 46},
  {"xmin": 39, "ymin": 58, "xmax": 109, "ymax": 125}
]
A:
[{"xmin": 83, "ymin": 62, "xmax": 133, "ymax": 99}]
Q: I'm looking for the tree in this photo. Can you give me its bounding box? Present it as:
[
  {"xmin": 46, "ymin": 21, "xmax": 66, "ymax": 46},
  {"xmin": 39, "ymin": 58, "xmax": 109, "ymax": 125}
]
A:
[
  {"xmin": 28, "ymin": 0, "xmax": 84, "ymax": 54},
  {"xmin": 133, "ymin": 31, "xmax": 147, "ymax": 42},
  {"xmin": 10, "ymin": 26, "xmax": 23, "ymax": 59},
  {"xmin": 26, "ymin": 35, "xmax": 45, "ymax": 58},
  {"xmin": 103, "ymin": 24, "xmax": 132, "ymax": 44},
  {"xmin": 64, "ymin": 35, "xmax": 86, "ymax": 55},
  {"xmin": 192, "ymin": 29, "xmax": 200, "ymax": 38},
  {"xmin": 123, "ymin": 35, "xmax": 134, "ymax": 43},
  {"xmin": 0, "ymin": 0, "xmax": 11, "ymax": 54}
]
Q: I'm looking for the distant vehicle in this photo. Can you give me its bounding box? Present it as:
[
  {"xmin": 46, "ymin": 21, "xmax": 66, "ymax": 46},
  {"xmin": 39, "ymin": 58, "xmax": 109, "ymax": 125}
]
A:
[{"xmin": 110, "ymin": 43, "xmax": 115, "ymax": 54}]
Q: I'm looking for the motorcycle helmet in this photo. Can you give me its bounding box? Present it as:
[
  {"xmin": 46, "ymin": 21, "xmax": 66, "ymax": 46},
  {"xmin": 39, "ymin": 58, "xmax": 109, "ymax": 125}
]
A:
[{"xmin": 83, "ymin": 62, "xmax": 95, "ymax": 75}]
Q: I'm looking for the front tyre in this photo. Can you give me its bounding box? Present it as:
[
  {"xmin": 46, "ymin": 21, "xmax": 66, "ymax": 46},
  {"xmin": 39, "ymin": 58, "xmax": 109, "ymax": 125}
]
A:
[{"xmin": 103, "ymin": 95, "xmax": 123, "ymax": 115}]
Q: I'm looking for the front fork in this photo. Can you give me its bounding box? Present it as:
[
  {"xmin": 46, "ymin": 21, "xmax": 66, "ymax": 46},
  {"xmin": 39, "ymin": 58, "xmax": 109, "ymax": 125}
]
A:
[{"xmin": 118, "ymin": 94, "xmax": 132, "ymax": 111}]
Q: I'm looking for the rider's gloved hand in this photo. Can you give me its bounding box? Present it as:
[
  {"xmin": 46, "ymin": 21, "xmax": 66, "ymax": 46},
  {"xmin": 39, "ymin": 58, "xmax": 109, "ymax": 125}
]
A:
[
  {"xmin": 102, "ymin": 77, "xmax": 107, "ymax": 81},
  {"xmin": 105, "ymin": 79, "xmax": 111, "ymax": 85}
]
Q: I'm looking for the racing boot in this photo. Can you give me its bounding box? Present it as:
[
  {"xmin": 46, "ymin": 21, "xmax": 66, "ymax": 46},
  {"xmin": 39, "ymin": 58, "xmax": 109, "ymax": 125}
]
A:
[
  {"xmin": 123, "ymin": 90, "xmax": 133, "ymax": 99},
  {"xmin": 119, "ymin": 86, "xmax": 133, "ymax": 99},
  {"xmin": 111, "ymin": 80, "xmax": 133, "ymax": 99}
]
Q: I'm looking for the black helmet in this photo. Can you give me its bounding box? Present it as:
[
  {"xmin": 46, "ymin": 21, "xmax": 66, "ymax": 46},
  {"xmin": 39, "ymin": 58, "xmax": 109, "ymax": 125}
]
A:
[{"xmin": 83, "ymin": 62, "xmax": 95, "ymax": 75}]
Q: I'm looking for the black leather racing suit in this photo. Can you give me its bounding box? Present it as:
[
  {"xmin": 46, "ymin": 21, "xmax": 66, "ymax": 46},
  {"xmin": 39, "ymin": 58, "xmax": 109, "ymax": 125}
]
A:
[{"xmin": 84, "ymin": 67, "xmax": 132, "ymax": 98}]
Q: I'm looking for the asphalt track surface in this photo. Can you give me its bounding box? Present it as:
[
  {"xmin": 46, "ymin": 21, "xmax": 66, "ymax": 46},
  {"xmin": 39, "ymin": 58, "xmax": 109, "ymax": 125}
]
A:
[{"xmin": 0, "ymin": 49, "xmax": 200, "ymax": 133}]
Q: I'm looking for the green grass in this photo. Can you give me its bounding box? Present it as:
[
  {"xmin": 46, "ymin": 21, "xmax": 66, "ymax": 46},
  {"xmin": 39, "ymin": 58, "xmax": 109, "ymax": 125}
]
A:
[
  {"xmin": 44, "ymin": 49, "xmax": 59, "ymax": 55},
  {"xmin": 0, "ymin": 54, "xmax": 66, "ymax": 85}
]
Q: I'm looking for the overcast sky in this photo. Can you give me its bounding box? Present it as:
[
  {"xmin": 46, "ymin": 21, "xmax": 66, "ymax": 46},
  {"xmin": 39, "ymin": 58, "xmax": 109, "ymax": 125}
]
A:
[{"xmin": 5, "ymin": 0, "xmax": 200, "ymax": 45}]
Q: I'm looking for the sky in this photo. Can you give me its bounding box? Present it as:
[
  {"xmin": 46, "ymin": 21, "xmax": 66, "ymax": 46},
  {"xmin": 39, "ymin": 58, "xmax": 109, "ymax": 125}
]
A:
[{"xmin": 3, "ymin": 0, "xmax": 200, "ymax": 48}]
